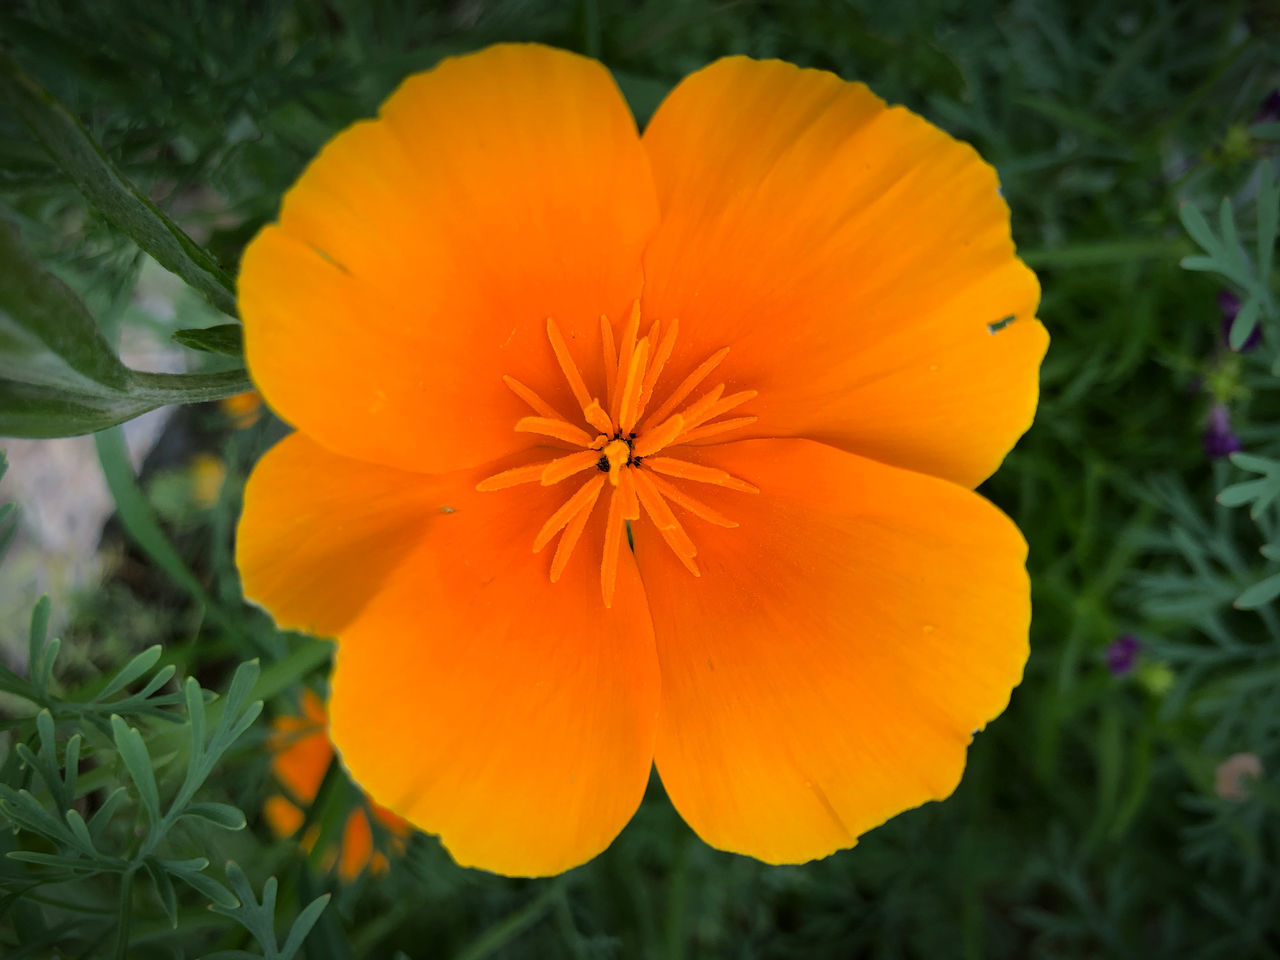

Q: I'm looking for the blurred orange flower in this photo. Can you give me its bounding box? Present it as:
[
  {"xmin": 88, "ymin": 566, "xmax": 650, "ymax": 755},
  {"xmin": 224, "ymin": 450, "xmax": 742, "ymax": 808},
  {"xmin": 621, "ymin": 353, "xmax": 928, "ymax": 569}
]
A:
[
  {"xmin": 237, "ymin": 44, "xmax": 1047, "ymax": 876},
  {"xmin": 221, "ymin": 390, "xmax": 263, "ymax": 429},
  {"xmin": 265, "ymin": 690, "xmax": 411, "ymax": 881}
]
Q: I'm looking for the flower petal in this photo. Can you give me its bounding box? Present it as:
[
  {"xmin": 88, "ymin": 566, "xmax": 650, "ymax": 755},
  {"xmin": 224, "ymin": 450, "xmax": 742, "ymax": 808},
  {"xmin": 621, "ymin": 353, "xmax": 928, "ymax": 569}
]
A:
[
  {"xmin": 641, "ymin": 57, "xmax": 1047, "ymax": 487},
  {"xmin": 633, "ymin": 439, "xmax": 1029, "ymax": 864},
  {"xmin": 236, "ymin": 432, "xmax": 448, "ymax": 637},
  {"xmin": 240, "ymin": 43, "xmax": 658, "ymax": 473},
  {"xmin": 326, "ymin": 464, "xmax": 660, "ymax": 878}
]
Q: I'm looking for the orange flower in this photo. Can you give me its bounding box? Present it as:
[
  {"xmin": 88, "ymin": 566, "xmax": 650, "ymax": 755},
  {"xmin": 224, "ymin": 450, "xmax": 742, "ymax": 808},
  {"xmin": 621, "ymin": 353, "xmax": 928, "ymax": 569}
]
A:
[
  {"xmin": 264, "ymin": 690, "xmax": 411, "ymax": 881},
  {"xmin": 236, "ymin": 44, "xmax": 1048, "ymax": 877},
  {"xmin": 220, "ymin": 390, "xmax": 263, "ymax": 429}
]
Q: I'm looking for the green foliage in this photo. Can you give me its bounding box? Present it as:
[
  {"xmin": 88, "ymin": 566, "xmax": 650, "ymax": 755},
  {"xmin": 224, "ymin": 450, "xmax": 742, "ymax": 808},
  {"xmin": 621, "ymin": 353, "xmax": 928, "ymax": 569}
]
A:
[
  {"xmin": 0, "ymin": 598, "xmax": 330, "ymax": 958},
  {"xmin": 0, "ymin": 210, "xmax": 250, "ymax": 437},
  {"xmin": 0, "ymin": 0, "xmax": 1278, "ymax": 958}
]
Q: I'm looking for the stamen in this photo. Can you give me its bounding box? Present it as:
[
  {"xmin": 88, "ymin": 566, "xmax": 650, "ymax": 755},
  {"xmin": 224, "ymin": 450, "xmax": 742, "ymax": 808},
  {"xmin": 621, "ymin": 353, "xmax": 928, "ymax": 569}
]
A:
[
  {"xmin": 617, "ymin": 337, "xmax": 650, "ymax": 435},
  {"xmin": 476, "ymin": 461, "xmax": 551, "ymax": 492},
  {"xmin": 674, "ymin": 384, "xmax": 726, "ymax": 434},
  {"xmin": 484, "ymin": 309, "xmax": 755, "ymax": 600},
  {"xmin": 583, "ymin": 399, "xmax": 614, "ymax": 435},
  {"xmin": 645, "ymin": 456, "xmax": 759, "ymax": 493},
  {"xmin": 648, "ymin": 474, "xmax": 739, "ymax": 527},
  {"xmin": 540, "ymin": 450, "xmax": 601, "ymax": 485},
  {"xmin": 634, "ymin": 470, "xmax": 700, "ymax": 575},
  {"xmin": 632, "ymin": 414, "xmax": 685, "ymax": 458},
  {"xmin": 636, "ymin": 317, "xmax": 678, "ymax": 422},
  {"xmin": 600, "ymin": 314, "xmax": 617, "ymax": 406},
  {"xmin": 515, "ymin": 416, "xmax": 594, "ymax": 447},
  {"xmin": 502, "ymin": 375, "xmax": 563, "ymax": 420},
  {"xmin": 533, "ymin": 474, "xmax": 606, "ymax": 552},
  {"xmin": 546, "ymin": 318, "xmax": 593, "ymax": 415},
  {"xmin": 678, "ymin": 416, "xmax": 758, "ymax": 445},
  {"xmin": 675, "ymin": 389, "xmax": 758, "ymax": 440},
  {"xmin": 611, "ymin": 300, "xmax": 642, "ymax": 423},
  {"xmin": 642, "ymin": 346, "xmax": 730, "ymax": 429},
  {"xmin": 550, "ymin": 483, "xmax": 602, "ymax": 583},
  {"xmin": 599, "ymin": 475, "xmax": 627, "ymax": 608}
]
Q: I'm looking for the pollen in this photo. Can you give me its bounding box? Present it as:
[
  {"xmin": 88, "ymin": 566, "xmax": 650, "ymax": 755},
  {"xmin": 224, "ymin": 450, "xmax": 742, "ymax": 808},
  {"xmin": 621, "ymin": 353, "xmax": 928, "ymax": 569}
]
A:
[{"xmin": 477, "ymin": 303, "xmax": 759, "ymax": 606}]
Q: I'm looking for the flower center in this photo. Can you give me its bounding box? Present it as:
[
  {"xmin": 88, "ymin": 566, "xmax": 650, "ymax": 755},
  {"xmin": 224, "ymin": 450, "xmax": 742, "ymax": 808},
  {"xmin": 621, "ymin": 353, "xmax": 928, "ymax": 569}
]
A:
[{"xmin": 477, "ymin": 301, "xmax": 759, "ymax": 606}]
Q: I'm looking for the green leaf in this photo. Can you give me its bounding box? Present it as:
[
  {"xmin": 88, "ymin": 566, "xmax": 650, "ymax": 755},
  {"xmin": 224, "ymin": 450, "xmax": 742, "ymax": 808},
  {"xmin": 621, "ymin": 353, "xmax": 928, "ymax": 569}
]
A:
[
  {"xmin": 172, "ymin": 324, "xmax": 244, "ymax": 358},
  {"xmin": 1257, "ymin": 158, "xmax": 1278, "ymax": 281},
  {"xmin": 280, "ymin": 893, "xmax": 333, "ymax": 960},
  {"xmin": 1235, "ymin": 571, "xmax": 1280, "ymax": 610},
  {"xmin": 1178, "ymin": 254, "xmax": 1221, "ymax": 273},
  {"xmin": 88, "ymin": 788, "xmax": 129, "ymax": 844},
  {"xmin": 1178, "ymin": 201, "xmax": 1219, "ymax": 256},
  {"xmin": 168, "ymin": 863, "xmax": 239, "ymax": 909},
  {"xmin": 5, "ymin": 851, "xmax": 103, "ymax": 872},
  {"xmin": 1228, "ymin": 297, "xmax": 1262, "ymax": 351},
  {"xmin": 27, "ymin": 595, "xmax": 51, "ymax": 693},
  {"xmin": 180, "ymin": 802, "xmax": 247, "ymax": 831},
  {"xmin": 143, "ymin": 859, "xmax": 178, "ymax": 929},
  {"xmin": 109, "ymin": 715, "xmax": 160, "ymax": 825},
  {"xmin": 0, "ymin": 212, "xmax": 129, "ymax": 389},
  {"xmin": 0, "ymin": 49, "xmax": 237, "ymax": 317},
  {"xmin": 1228, "ymin": 453, "xmax": 1278, "ymax": 474},
  {"xmin": 0, "ymin": 212, "xmax": 252, "ymax": 438},
  {"xmin": 63, "ymin": 809, "xmax": 97, "ymax": 858},
  {"xmin": 97, "ymin": 646, "xmax": 163, "ymax": 701},
  {"xmin": 0, "ymin": 367, "xmax": 253, "ymax": 439}
]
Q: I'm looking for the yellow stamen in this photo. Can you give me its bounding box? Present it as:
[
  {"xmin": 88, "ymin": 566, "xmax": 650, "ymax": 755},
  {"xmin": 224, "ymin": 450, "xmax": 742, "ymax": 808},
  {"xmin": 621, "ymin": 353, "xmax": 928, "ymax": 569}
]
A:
[
  {"xmin": 634, "ymin": 469, "xmax": 700, "ymax": 575},
  {"xmin": 502, "ymin": 375, "xmax": 563, "ymax": 420},
  {"xmin": 676, "ymin": 389, "xmax": 757, "ymax": 440},
  {"xmin": 515, "ymin": 416, "xmax": 594, "ymax": 447},
  {"xmin": 483, "ymin": 309, "xmax": 755, "ymax": 601},
  {"xmin": 583, "ymin": 399, "xmax": 614, "ymax": 435},
  {"xmin": 636, "ymin": 317, "xmax": 678, "ymax": 422},
  {"xmin": 476, "ymin": 461, "xmax": 551, "ymax": 492},
  {"xmin": 642, "ymin": 346, "xmax": 730, "ymax": 430},
  {"xmin": 611, "ymin": 300, "xmax": 642, "ymax": 423},
  {"xmin": 617, "ymin": 337, "xmax": 650, "ymax": 435},
  {"xmin": 600, "ymin": 478, "xmax": 627, "ymax": 608},
  {"xmin": 678, "ymin": 416, "xmax": 758, "ymax": 445},
  {"xmin": 534, "ymin": 474, "xmax": 606, "ymax": 553},
  {"xmin": 540, "ymin": 450, "xmax": 601, "ymax": 486},
  {"xmin": 550, "ymin": 483, "xmax": 602, "ymax": 583},
  {"xmin": 600, "ymin": 314, "xmax": 617, "ymax": 405},
  {"xmin": 648, "ymin": 474, "xmax": 739, "ymax": 528},
  {"xmin": 645, "ymin": 456, "xmax": 759, "ymax": 493},
  {"xmin": 632, "ymin": 414, "xmax": 685, "ymax": 458},
  {"xmin": 546, "ymin": 318, "xmax": 594, "ymax": 415}
]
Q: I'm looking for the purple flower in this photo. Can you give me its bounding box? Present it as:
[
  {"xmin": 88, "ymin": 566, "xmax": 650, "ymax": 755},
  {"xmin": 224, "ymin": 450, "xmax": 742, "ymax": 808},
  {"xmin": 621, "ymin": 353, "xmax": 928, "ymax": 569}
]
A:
[
  {"xmin": 1203, "ymin": 402, "xmax": 1243, "ymax": 459},
  {"xmin": 1106, "ymin": 634, "xmax": 1141, "ymax": 676},
  {"xmin": 1218, "ymin": 289, "xmax": 1261, "ymax": 352},
  {"xmin": 1255, "ymin": 90, "xmax": 1280, "ymax": 125}
]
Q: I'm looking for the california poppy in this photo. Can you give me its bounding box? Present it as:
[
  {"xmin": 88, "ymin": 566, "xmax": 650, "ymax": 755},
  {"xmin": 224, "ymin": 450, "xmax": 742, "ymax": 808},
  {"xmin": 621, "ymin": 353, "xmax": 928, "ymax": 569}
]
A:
[
  {"xmin": 264, "ymin": 690, "xmax": 411, "ymax": 881},
  {"xmin": 236, "ymin": 44, "xmax": 1047, "ymax": 877}
]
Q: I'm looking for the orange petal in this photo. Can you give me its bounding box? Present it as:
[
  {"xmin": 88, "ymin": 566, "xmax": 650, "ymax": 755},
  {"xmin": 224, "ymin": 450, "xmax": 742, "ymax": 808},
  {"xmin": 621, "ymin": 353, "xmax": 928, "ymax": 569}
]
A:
[
  {"xmin": 633, "ymin": 439, "xmax": 1029, "ymax": 864},
  {"xmin": 237, "ymin": 433, "xmax": 449, "ymax": 637},
  {"xmin": 240, "ymin": 44, "xmax": 658, "ymax": 474},
  {"xmin": 327, "ymin": 463, "xmax": 659, "ymax": 877},
  {"xmin": 641, "ymin": 58, "xmax": 1047, "ymax": 488}
]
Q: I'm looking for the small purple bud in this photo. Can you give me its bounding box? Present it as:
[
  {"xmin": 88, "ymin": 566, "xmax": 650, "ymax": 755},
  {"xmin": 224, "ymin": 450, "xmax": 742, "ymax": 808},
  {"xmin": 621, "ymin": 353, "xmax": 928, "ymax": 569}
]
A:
[
  {"xmin": 1218, "ymin": 289, "xmax": 1261, "ymax": 352},
  {"xmin": 1203, "ymin": 403, "xmax": 1243, "ymax": 460},
  {"xmin": 1106, "ymin": 634, "xmax": 1140, "ymax": 676},
  {"xmin": 1255, "ymin": 90, "xmax": 1280, "ymax": 125}
]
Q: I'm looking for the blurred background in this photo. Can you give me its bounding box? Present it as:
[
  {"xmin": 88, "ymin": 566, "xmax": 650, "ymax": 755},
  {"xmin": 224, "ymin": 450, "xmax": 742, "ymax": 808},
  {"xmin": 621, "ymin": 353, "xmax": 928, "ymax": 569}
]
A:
[{"xmin": 1, "ymin": 1, "xmax": 1278, "ymax": 957}]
